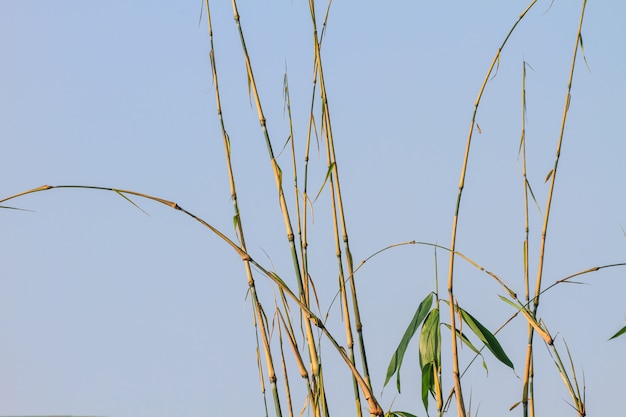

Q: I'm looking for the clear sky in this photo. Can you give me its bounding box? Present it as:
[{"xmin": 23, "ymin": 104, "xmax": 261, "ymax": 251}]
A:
[{"xmin": 1, "ymin": 1, "xmax": 625, "ymax": 416}]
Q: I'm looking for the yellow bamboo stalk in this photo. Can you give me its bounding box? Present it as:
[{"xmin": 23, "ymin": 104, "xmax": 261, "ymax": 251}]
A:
[{"xmin": 446, "ymin": 3, "xmax": 538, "ymax": 416}]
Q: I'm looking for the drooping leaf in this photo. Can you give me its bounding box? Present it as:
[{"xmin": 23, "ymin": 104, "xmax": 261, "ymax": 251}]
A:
[
  {"xmin": 443, "ymin": 322, "xmax": 489, "ymax": 374},
  {"xmin": 578, "ymin": 33, "xmax": 591, "ymax": 72},
  {"xmin": 443, "ymin": 323, "xmax": 482, "ymax": 356},
  {"xmin": 421, "ymin": 361, "xmax": 434, "ymax": 412},
  {"xmin": 419, "ymin": 307, "xmax": 440, "ymax": 367},
  {"xmin": 458, "ymin": 306, "xmax": 514, "ymax": 369},
  {"xmin": 384, "ymin": 292, "xmax": 433, "ymax": 391},
  {"xmin": 419, "ymin": 308, "xmax": 441, "ymax": 412},
  {"xmin": 609, "ymin": 324, "xmax": 626, "ymax": 340},
  {"xmin": 498, "ymin": 295, "xmax": 553, "ymax": 345},
  {"xmin": 114, "ymin": 190, "xmax": 149, "ymax": 216},
  {"xmin": 313, "ymin": 162, "xmax": 336, "ymax": 203},
  {"xmin": 525, "ymin": 178, "xmax": 542, "ymax": 214}
]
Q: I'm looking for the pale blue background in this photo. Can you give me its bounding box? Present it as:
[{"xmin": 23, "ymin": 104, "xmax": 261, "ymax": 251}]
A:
[{"xmin": 1, "ymin": 1, "xmax": 625, "ymax": 416}]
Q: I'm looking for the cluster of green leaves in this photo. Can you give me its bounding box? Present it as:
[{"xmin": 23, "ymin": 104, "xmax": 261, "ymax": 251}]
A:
[{"xmin": 384, "ymin": 292, "xmax": 514, "ymax": 416}]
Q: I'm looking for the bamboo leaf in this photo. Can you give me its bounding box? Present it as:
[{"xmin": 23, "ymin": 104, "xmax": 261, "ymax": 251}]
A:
[
  {"xmin": 458, "ymin": 306, "xmax": 514, "ymax": 369},
  {"xmin": 386, "ymin": 411, "xmax": 419, "ymax": 417},
  {"xmin": 419, "ymin": 308, "xmax": 441, "ymax": 411},
  {"xmin": 499, "ymin": 295, "xmax": 554, "ymax": 345},
  {"xmin": 609, "ymin": 324, "xmax": 626, "ymax": 340},
  {"xmin": 419, "ymin": 307, "xmax": 440, "ymax": 367},
  {"xmin": 114, "ymin": 190, "xmax": 150, "ymax": 216},
  {"xmin": 525, "ymin": 178, "xmax": 542, "ymax": 214},
  {"xmin": 442, "ymin": 323, "xmax": 483, "ymax": 357},
  {"xmin": 233, "ymin": 213, "xmax": 240, "ymax": 230},
  {"xmin": 498, "ymin": 295, "xmax": 523, "ymax": 310},
  {"xmin": 421, "ymin": 361, "xmax": 434, "ymax": 412},
  {"xmin": 313, "ymin": 162, "xmax": 336, "ymax": 203},
  {"xmin": 0, "ymin": 205, "xmax": 34, "ymax": 212},
  {"xmin": 578, "ymin": 33, "xmax": 591, "ymax": 72},
  {"xmin": 384, "ymin": 292, "xmax": 433, "ymax": 391}
]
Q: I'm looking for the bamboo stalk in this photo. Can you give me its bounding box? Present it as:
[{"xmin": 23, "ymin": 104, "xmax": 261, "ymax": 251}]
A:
[
  {"xmin": 525, "ymin": 3, "xmax": 588, "ymax": 414},
  {"xmin": 445, "ymin": 3, "xmax": 538, "ymax": 415},
  {"xmin": 308, "ymin": 3, "xmax": 372, "ymax": 416},
  {"xmin": 532, "ymin": 0, "xmax": 587, "ymax": 315},
  {"xmin": 229, "ymin": 1, "xmax": 327, "ymax": 415},
  {"xmin": 205, "ymin": 3, "xmax": 283, "ymax": 415}
]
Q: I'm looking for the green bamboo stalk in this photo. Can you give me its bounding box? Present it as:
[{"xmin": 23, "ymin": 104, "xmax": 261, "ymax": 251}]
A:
[
  {"xmin": 228, "ymin": 2, "xmax": 327, "ymax": 415},
  {"xmin": 308, "ymin": 2, "xmax": 372, "ymax": 416},
  {"xmin": 532, "ymin": 0, "xmax": 587, "ymax": 314},
  {"xmin": 519, "ymin": 59, "xmax": 534, "ymax": 417},
  {"xmin": 282, "ymin": 67, "xmax": 323, "ymax": 417},
  {"xmin": 204, "ymin": 3, "xmax": 283, "ymax": 416},
  {"xmin": 275, "ymin": 309, "xmax": 295, "ymax": 417},
  {"xmin": 528, "ymin": 1, "xmax": 587, "ymax": 414},
  {"xmin": 445, "ymin": 3, "xmax": 537, "ymax": 416}
]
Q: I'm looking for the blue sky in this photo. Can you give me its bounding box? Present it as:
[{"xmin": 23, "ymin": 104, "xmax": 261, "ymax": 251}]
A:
[{"xmin": 1, "ymin": 1, "xmax": 625, "ymax": 416}]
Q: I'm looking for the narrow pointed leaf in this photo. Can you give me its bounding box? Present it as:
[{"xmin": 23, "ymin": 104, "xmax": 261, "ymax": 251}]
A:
[
  {"xmin": 419, "ymin": 307, "xmax": 440, "ymax": 367},
  {"xmin": 578, "ymin": 33, "xmax": 591, "ymax": 72},
  {"xmin": 525, "ymin": 178, "xmax": 542, "ymax": 213},
  {"xmin": 609, "ymin": 324, "xmax": 626, "ymax": 340},
  {"xmin": 442, "ymin": 323, "xmax": 483, "ymax": 357},
  {"xmin": 388, "ymin": 411, "xmax": 419, "ymax": 417},
  {"xmin": 313, "ymin": 162, "xmax": 335, "ymax": 203},
  {"xmin": 0, "ymin": 205, "xmax": 34, "ymax": 212},
  {"xmin": 384, "ymin": 293, "xmax": 433, "ymax": 391},
  {"xmin": 419, "ymin": 308, "xmax": 440, "ymax": 411},
  {"xmin": 421, "ymin": 361, "xmax": 434, "ymax": 412},
  {"xmin": 498, "ymin": 295, "xmax": 523, "ymax": 310},
  {"xmin": 114, "ymin": 190, "xmax": 150, "ymax": 216},
  {"xmin": 458, "ymin": 307, "xmax": 514, "ymax": 369}
]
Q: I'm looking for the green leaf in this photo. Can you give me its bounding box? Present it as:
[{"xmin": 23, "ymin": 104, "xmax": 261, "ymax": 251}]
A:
[
  {"xmin": 525, "ymin": 178, "xmax": 542, "ymax": 214},
  {"xmin": 386, "ymin": 411, "xmax": 419, "ymax": 417},
  {"xmin": 609, "ymin": 324, "xmax": 626, "ymax": 340},
  {"xmin": 114, "ymin": 190, "xmax": 150, "ymax": 216},
  {"xmin": 442, "ymin": 323, "xmax": 482, "ymax": 356},
  {"xmin": 421, "ymin": 361, "xmax": 434, "ymax": 412},
  {"xmin": 443, "ymin": 322, "xmax": 488, "ymax": 374},
  {"xmin": 0, "ymin": 205, "xmax": 33, "ymax": 212},
  {"xmin": 458, "ymin": 306, "xmax": 514, "ymax": 369},
  {"xmin": 498, "ymin": 294, "xmax": 523, "ymax": 310},
  {"xmin": 313, "ymin": 162, "xmax": 336, "ymax": 203},
  {"xmin": 384, "ymin": 293, "xmax": 433, "ymax": 391},
  {"xmin": 419, "ymin": 308, "xmax": 440, "ymax": 412},
  {"xmin": 419, "ymin": 308, "xmax": 440, "ymax": 367}
]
